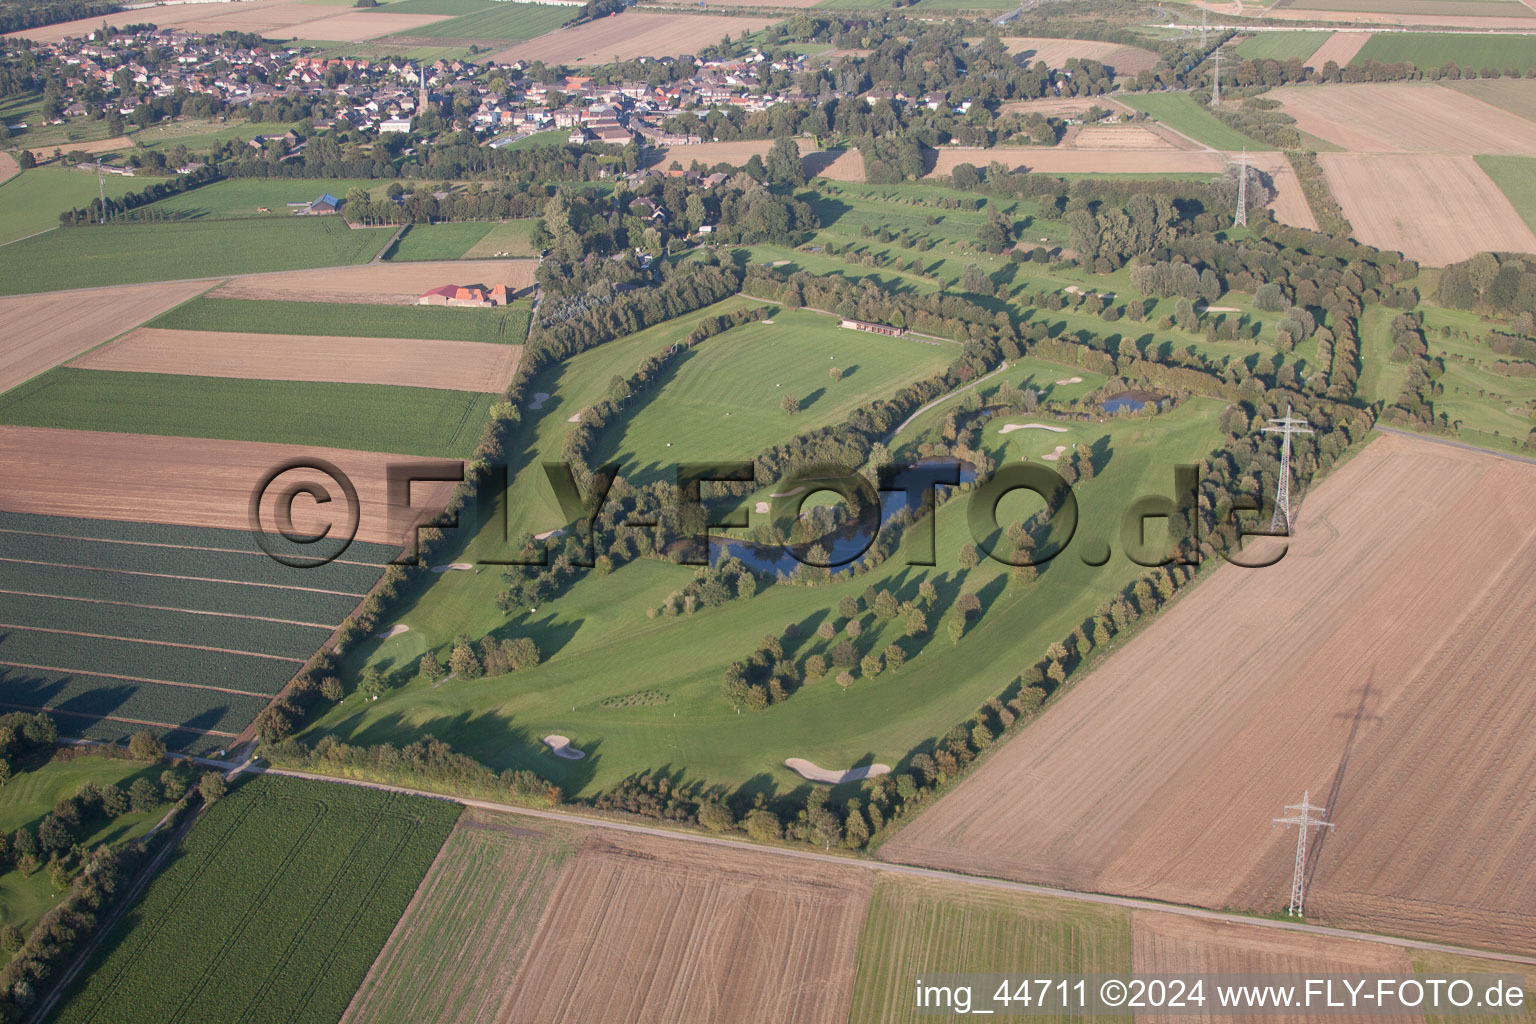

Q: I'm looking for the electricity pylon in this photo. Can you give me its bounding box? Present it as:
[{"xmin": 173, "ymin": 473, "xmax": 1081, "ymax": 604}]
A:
[
  {"xmin": 1235, "ymin": 148, "xmax": 1248, "ymax": 227},
  {"xmin": 1264, "ymin": 405, "xmax": 1312, "ymax": 534},
  {"xmin": 1273, "ymin": 791, "xmax": 1334, "ymax": 916},
  {"xmin": 1211, "ymin": 46, "xmax": 1222, "ymax": 107}
]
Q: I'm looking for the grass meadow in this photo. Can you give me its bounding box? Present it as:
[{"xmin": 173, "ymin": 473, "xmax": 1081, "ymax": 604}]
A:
[
  {"xmin": 0, "ymin": 368, "xmax": 495, "ymax": 457},
  {"xmin": 0, "ymin": 218, "xmax": 393, "ymax": 294},
  {"xmin": 1119, "ymin": 94, "xmax": 1277, "ymax": 150},
  {"xmin": 0, "ymin": 167, "xmax": 146, "ymax": 245},
  {"xmin": 51, "ymin": 775, "xmax": 459, "ymax": 1024},
  {"xmin": 385, "ymin": 220, "xmax": 539, "ymax": 261},
  {"xmin": 1474, "ymin": 155, "xmax": 1536, "ymax": 234},
  {"xmin": 149, "ymin": 295, "xmax": 532, "ymax": 344},
  {"xmin": 1353, "ymin": 33, "xmax": 1536, "ymax": 71},
  {"xmin": 1234, "ymin": 31, "xmax": 1330, "ymax": 62},
  {"xmin": 145, "ymin": 178, "xmax": 384, "ymax": 220},
  {"xmin": 300, "ymin": 293, "xmax": 1229, "ymax": 799},
  {"xmin": 849, "ymin": 877, "xmax": 1133, "ymax": 1023}
]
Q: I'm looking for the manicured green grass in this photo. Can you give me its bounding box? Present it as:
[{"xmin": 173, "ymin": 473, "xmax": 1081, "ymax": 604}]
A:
[
  {"xmin": 0, "ymin": 218, "xmax": 393, "ymax": 295},
  {"xmin": 497, "ymin": 129, "xmax": 569, "ymax": 152},
  {"xmin": 1235, "ymin": 31, "xmax": 1329, "ymax": 62},
  {"xmin": 146, "ymin": 178, "xmax": 383, "ymax": 220},
  {"xmin": 849, "ymin": 877, "xmax": 1133, "ymax": 1023},
  {"xmin": 52, "ymin": 775, "xmax": 459, "ymax": 1024},
  {"xmin": 0, "ymin": 368, "xmax": 495, "ymax": 457},
  {"xmin": 386, "ymin": 221, "xmax": 495, "ymax": 261},
  {"xmin": 1356, "ymin": 305, "xmax": 1412, "ymax": 407},
  {"xmin": 401, "ymin": 0, "xmax": 571, "ymax": 39},
  {"xmin": 0, "ymin": 167, "xmax": 146, "ymax": 245},
  {"xmin": 1119, "ymin": 94, "xmax": 1277, "ymax": 151},
  {"xmin": 594, "ymin": 308, "xmax": 954, "ymax": 482},
  {"xmin": 1417, "ymin": 305, "xmax": 1536, "ymax": 444},
  {"xmin": 0, "ymin": 754, "xmax": 171, "ymax": 942},
  {"xmin": 303, "ymin": 348, "xmax": 1228, "ymax": 799},
  {"xmin": 1475, "ymin": 155, "xmax": 1536, "ymax": 235},
  {"xmin": 1353, "ymin": 33, "xmax": 1536, "ymax": 71},
  {"xmin": 149, "ymin": 295, "xmax": 531, "ymax": 344}
]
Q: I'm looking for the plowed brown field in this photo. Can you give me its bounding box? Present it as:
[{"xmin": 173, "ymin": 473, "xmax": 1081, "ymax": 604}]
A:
[
  {"xmin": 212, "ymin": 259, "xmax": 536, "ymax": 304},
  {"xmin": 1319, "ymin": 153, "xmax": 1536, "ymax": 263},
  {"xmin": 70, "ymin": 328, "xmax": 521, "ymax": 393},
  {"xmin": 1303, "ymin": 31, "xmax": 1373, "ymax": 68},
  {"xmin": 492, "ymin": 12, "xmax": 779, "ymax": 65},
  {"xmin": 0, "ymin": 280, "xmax": 211, "ymax": 395},
  {"xmin": 1272, "ymin": 82, "xmax": 1536, "ymax": 153},
  {"xmin": 1247, "ymin": 151, "xmax": 1320, "ymax": 231},
  {"xmin": 498, "ymin": 830, "xmax": 871, "ymax": 1023},
  {"xmin": 0, "ymin": 425, "xmax": 454, "ymax": 546},
  {"xmin": 880, "ymin": 432, "xmax": 1536, "ymax": 954},
  {"xmin": 1131, "ymin": 913, "xmax": 1419, "ymax": 1024}
]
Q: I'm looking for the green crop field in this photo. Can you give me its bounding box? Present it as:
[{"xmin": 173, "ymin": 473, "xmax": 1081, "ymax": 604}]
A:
[
  {"xmin": 849, "ymin": 877, "xmax": 1133, "ymax": 1023},
  {"xmin": 149, "ymin": 296, "xmax": 532, "ymax": 344},
  {"xmin": 1445, "ymin": 78, "xmax": 1536, "ymax": 123},
  {"xmin": 300, "ymin": 286, "xmax": 1228, "ymax": 797},
  {"xmin": 0, "ymin": 167, "xmax": 147, "ymax": 246},
  {"xmin": 592, "ymin": 308, "xmax": 953, "ymax": 483},
  {"xmin": 374, "ymin": 0, "xmax": 508, "ymax": 14},
  {"xmin": 145, "ymin": 178, "xmax": 384, "ymax": 220},
  {"xmin": 464, "ymin": 219, "xmax": 539, "ymax": 258},
  {"xmin": 0, "ymin": 218, "xmax": 393, "ymax": 295},
  {"xmin": 1353, "ymin": 33, "xmax": 1536, "ymax": 71},
  {"xmin": 0, "ymin": 511, "xmax": 393, "ymax": 751},
  {"xmin": 1475, "ymin": 155, "xmax": 1536, "ymax": 234},
  {"xmin": 0, "ymin": 754, "xmax": 171, "ymax": 940},
  {"xmin": 342, "ymin": 814, "xmax": 579, "ymax": 1023},
  {"xmin": 0, "ymin": 368, "xmax": 495, "ymax": 457},
  {"xmin": 386, "ymin": 221, "xmax": 497, "ymax": 261},
  {"xmin": 400, "ymin": 1, "xmax": 572, "ymax": 40},
  {"xmin": 52, "ymin": 775, "xmax": 459, "ymax": 1024},
  {"xmin": 1119, "ymin": 94, "xmax": 1277, "ymax": 151},
  {"xmin": 1234, "ymin": 31, "xmax": 1329, "ymax": 62}
]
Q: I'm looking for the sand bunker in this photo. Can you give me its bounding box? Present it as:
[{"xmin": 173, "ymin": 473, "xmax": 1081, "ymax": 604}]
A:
[
  {"xmin": 1042, "ymin": 445, "xmax": 1068, "ymax": 462},
  {"xmin": 528, "ymin": 392, "xmax": 551, "ymax": 410},
  {"xmin": 534, "ymin": 528, "xmax": 564, "ymax": 540},
  {"xmin": 755, "ymin": 501, "xmax": 771, "ymax": 514},
  {"xmin": 1055, "ymin": 377, "xmax": 1083, "ymax": 385},
  {"xmin": 432, "ymin": 562, "xmax": 473, "ymax": 573},
  {"xmin": 376, "ymin": 624, "xmax": 410, "ymax": 640},
  {"xmin": 544, "ymin": 735, "xmax": 585, "ymax": 759},
  {"xmin": 1203, "ymin": 305, "xmax": 1240, "ymax": 313},
  {"xmin": 784, "ymin": 759, "xmax": 891, "ymax": 784},
  {"xmin": 999, "ymin": 423, "xmax": 1069, "ymax": 434},
  {"xmin": 567, "ymin": 413, "xmax": 581, "ymax": 423}
]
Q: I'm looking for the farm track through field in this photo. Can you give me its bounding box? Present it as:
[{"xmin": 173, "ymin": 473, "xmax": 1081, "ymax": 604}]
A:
[
  {"xmin": 0, "ymin": 661, "xmax": 272, "ymax": 697},
  {"xmin": 0, "ymin": 589, "xmax": 337, "ymax": 628},
  {"xmin": 0, "ymin": 702, "xmax": 239, "ymax": 737},
  {"xmin": 0, "ymin": 558, "xmax": 366, "ymax": 596},
  {"xmin": 0, "ymin": 624, "xmax": 306, "ymax": 662},
  {"xmin": 0, "ymin": 528, "xmax": 380, "ymax": 569}
]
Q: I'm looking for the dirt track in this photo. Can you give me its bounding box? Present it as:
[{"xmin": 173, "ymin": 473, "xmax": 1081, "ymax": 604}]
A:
[
  {"xmin": 879, "ymin": 432, "xmax": 1536, "ymax": 954},
  {"xmin": 0, "ymin": 425, "xmax": 454, "ymax": 547},
  {"xmin": 211, "ymin": 259, "xmax": 537, "ymax": 304},
  {"xmin": 0, "ymin": 280, "xmax": 211, "ymax": 395},
  {"xmin": 497, "ymin": 830, "xmax": 870, "ymax": 1023},
  {"xmin": 492, "ymin": 12, "xmax": 778, "ymax": 65},
  {"xmin": 70, "ymin": 328, "xmax": 521, "ymax": 393},
  {"xmin": 1320, "ymin": 152, "xmax": 1536, "ymax": 264}
]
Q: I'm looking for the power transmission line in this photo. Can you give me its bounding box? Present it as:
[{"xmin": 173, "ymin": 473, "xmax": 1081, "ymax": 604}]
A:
[{"xmin": 1273, "ymin": 791, "xmax": 1334, "ymax": 917}]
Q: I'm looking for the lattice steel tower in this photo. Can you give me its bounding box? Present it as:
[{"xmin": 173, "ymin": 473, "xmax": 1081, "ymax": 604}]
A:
[
  {"xmin": 1264, "ymin": 404, "xmax": 1312, "ymax": 534},
  {"xmin": 1211, "ymin": 47, "xmax": 1222, "ymax": 107},
  {"xmin": 1273, "ymin": 791, "xmax": 1334, "ymax": 916},
  {"xmin": 1235, "ymin": 149, "xmax": 1248, "ymax": 227}
]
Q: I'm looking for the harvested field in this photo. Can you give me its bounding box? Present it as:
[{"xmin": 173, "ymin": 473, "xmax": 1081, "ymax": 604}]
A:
[
  {"xmin": 999, "ymin": 96, "xmax": 1131, "ymax": 117},
  {"xmin": 1066, "ymin": 124, "xmax": 1179, "ymax": 150},
  {"xmin": 0, "ymin": 280, "xmax": 210, "ymax": 395},
  {"xmin": 27, "ymin": 136, "xmax": 133, "ymax": 161},
  {"xmin": 654, "ymin": 139, "xmax": 772, "ymax": 167},
  {"xmin": 498, "ymin": 830, "xmax": 871, "ymax": 1023},
  {"xmin": 4, "ymin": 0, "xmax": 431, "ymax": 41},
  {"xmin": 806, "ymin": 147, "xmax": 866, "ymax": 181},
  {"xmin": 1303, "ymin": 30, "xmax": 1373, "ymax": 68},
  {"xmin": 925, "ymin": 146, "xmax": 1226, "ymax": 177},
  {"xmin": 880, "ymin": 432, "xmax": 1536, "ymax": 953},
  {"xmin": 1255, "ymin": 1, "xmax": 1536, "ymax": 26},
  {"xmin": 1272, "ymin": 81, "xmax": 1536, "ymax": 153},
  {"xmin": 491, "ymin": 12, "xmax": 780, "ymax": 65},
  {"xmin": 0, "ymin": 152, "xmax": 17, "ymax": 186},
  {"xmin": 1446, "ymin": 76, "xmax": 1536, "ymax": 122},
  {"xmin": 1319, "ymin": 152, "xmax": 1536, "ymax": 263},
  {"xmin": 1131, "ymin": 912, "xmax": 1417, "ymax": 1024},
  {"xmin": 70, "ymin": 328, "xmax": 522, "ymax": 393},
  {"xmin": 342, "ymin": 813, "xmax": 581, "ymax": 1024},
  {"xmin": 1246, "ymin": 151, "xmax": 1320, "ymax": 231},
  {"xmin": 0, "ymin": 425, "xmax": 456, "ymax": 547},
  {"xmin": 211, "ymin": 259, "xmax": 537, "ymax": 303}
]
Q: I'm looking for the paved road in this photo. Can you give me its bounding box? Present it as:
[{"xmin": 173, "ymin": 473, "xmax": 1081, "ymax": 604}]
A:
[{"xmin": 193, "ymin": 757, "xmax": 1536, "ymax": 967}]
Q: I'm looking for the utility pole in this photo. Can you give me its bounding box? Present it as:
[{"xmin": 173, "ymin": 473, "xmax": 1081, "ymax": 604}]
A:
[
  {"xmin": 95, "ymin": 160, "xmax": 107, "ymax": 224},
  {"xmin": 1273, "ymin": 791, "xmax": 1334, "ymax": 917},
  {"xmin": 1263, "ymin": 404, "xmax": 1312, "ymax": 534},
  {"xmin": 1210, "ymin": 46, "xmax": 1222, "ymax": 108},
  {"xmin": 1235, "ymin": 148, "xmax": 1248, "ymax": 227}
]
